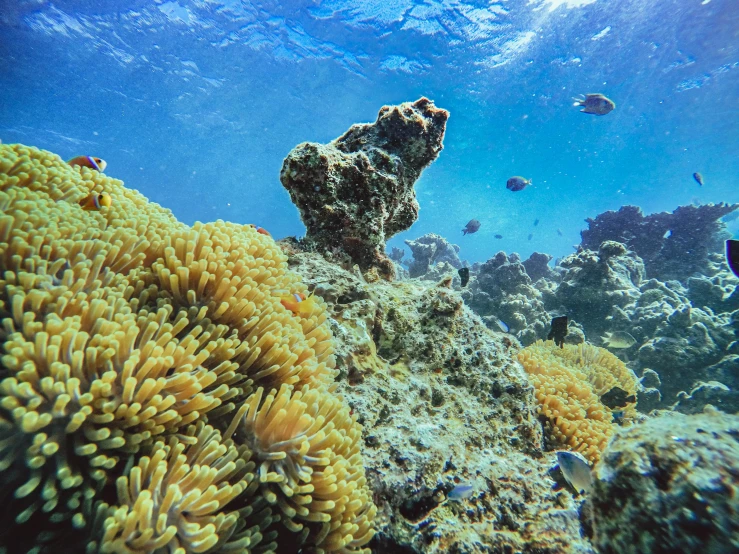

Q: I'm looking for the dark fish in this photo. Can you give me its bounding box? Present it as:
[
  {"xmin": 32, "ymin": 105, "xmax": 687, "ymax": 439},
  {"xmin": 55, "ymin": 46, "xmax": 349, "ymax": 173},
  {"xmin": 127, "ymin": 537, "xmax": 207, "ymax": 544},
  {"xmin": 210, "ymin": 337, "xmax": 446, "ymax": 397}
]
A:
[
  {"xmin": 547, "ymin": 315, "xmax": 568, "ymax": 348},
  {"xmin": 506, "ymin": 176, "xmax": 532, "ymax": 192},
  {"xmin": 600, "ymin": 387, "xmax": 637, "ymax": 410},
  {"xmin": 573, "ymin": 93, "xmax": 615, "ymax": 116},
  {"xmin": 557, "ymin": 229, "xmax": 563, "ymax": 236},
  {"xmin": 458, "ymin": 267, "xmax": 470, "ymax": 287},
  {"xmin": 462, "ymin": 219, "xmax": 481, "ymax": 235},
  {"xmin": 494, "ymin": 234, "xmax": 503, "ymax": 239},
  {"xmin": 727, "ymin": 240, "xmax": 739, "ymax": 278},
  {"xmin": 534, "ymin": 219, "xmax": 539, "ymax": 226},
  {"xmin": 693, "ymin": 172, "xmax": 704, "ymax": 186},
  {"xmin": 528, "ymin": 233, "xmax": 533, "ymax": 241}
]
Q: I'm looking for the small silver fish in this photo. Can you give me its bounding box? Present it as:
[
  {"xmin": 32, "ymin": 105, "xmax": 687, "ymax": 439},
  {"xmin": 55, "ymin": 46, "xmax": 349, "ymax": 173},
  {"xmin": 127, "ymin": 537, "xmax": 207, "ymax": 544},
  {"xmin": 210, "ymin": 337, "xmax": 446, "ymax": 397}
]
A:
[
  {"xmin": 573, "ymin": 93, "xmax": 615, "ymax": 115},
  {"xmin": 496, "ymin": 319, "xmax": 510, "ymax": 333},
  {"xmin": 556, "ymin": 451, "xmax": 592, "ymax": 494},
  {"xmin": 447, "ymin": 484, "xmax": 475, "ymax": 501},
  {"xmin": 602, "ymin": 331, "xmax": 637, "ymax": 349}
]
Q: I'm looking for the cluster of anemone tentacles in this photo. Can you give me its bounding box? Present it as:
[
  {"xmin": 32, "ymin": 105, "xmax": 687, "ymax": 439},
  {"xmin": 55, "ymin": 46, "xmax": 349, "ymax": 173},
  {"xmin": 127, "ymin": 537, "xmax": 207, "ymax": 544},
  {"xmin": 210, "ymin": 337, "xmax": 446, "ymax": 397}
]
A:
[
  {"xmin": 518, "ymin": 340, "xmax": 639, "ymax": 463},
  {"xmin": 0, "ymin": 144, "xmax": 376, "ymax": 553}
]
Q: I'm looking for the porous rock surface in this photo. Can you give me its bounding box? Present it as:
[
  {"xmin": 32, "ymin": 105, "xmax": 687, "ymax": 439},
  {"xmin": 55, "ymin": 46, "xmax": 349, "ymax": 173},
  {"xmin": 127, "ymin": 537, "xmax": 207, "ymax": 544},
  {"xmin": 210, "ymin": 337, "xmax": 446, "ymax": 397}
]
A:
[
  {"xmin": 405, "ymin": 233, "xmax": 463, "ymax": 277},
  {"xmin": 279, "ymin": 98, "xmax": 448, "ymax": 280},
  {"xmin": 590, "ymin": 408, "xmax": 739, "ymax": 554},
  {"xmin": 285, "ymin": 250, "xmax": 595, "ymax": 554}
]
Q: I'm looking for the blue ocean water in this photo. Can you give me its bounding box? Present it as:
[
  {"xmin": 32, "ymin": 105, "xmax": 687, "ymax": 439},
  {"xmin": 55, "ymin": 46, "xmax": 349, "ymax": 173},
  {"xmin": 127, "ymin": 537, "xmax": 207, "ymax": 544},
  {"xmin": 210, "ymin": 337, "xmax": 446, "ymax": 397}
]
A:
[{"xmin": 1, "ymin": 0, "xmax": 737, "ymax": 264}]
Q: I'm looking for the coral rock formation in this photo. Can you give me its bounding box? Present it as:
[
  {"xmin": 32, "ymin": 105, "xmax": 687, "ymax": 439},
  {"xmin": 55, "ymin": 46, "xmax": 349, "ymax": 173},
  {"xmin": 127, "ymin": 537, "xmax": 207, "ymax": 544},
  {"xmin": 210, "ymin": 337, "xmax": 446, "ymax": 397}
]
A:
[
  {"xmin": 279, "ymin": 98, "xmax": 449, "ymax": 280},
  {"xmin": 0, "ymin": 143, "xmax": 375, "ymax": 553},
  {"xmin": 284, "ymin": 250, "xmax": 596, "ymax": 554},
  {"xmin": 464, "ymin": 251, "xmax": 550, "ymax": 345},
  {"xmin": 581, "ymin": 203, "xmax": 738, "ymax": 282},
  {"xmin": 405, "ymin": 233, "xmax": 462, "ymax": 278},
  {"xmin": 590, "ymin": 408, "xmax": 739, "ymax": 554}
]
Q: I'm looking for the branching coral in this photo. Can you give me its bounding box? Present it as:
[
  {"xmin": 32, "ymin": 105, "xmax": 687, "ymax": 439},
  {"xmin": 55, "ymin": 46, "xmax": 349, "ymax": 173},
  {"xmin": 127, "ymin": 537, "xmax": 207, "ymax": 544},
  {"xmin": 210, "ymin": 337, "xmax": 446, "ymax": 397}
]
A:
[
  {"xmin": 0, "ymin": 143, "xmax": 375, "ymax": 552},
  {"xmin": 518, "ymin": 340, "xmax": 639, "ymax": 463}
]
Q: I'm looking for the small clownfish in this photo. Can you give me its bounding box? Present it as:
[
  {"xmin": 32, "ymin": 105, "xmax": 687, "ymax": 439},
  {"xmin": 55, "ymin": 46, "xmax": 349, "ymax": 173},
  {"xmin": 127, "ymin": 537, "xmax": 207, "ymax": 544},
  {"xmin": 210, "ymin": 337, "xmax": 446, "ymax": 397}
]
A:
[
  {"xmin": 280, "ymin": 292, "xmax": 317, "ymax": 317},
  {"xmin": 68, "ymin": 156, "xmax": 107, "ymax": 172},
  {"xmin": 249, "ymin": 224, "xmax": 271, "ymax": 236},
  {"xmin": 79, "ymin": 192, "xmax": 112, "ymax": 211}
]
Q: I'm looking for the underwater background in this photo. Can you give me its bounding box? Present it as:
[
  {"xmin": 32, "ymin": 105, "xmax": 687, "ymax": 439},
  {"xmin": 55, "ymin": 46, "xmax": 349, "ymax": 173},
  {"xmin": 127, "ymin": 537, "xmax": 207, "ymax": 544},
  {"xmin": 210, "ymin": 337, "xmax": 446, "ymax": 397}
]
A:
[
  {"xmin": 1, "ymin": 1, "xmax": 739, "ymax": 554},
  {"xmin": 1, "ymin": 0, "xmax": 737, "ymax": 262}
]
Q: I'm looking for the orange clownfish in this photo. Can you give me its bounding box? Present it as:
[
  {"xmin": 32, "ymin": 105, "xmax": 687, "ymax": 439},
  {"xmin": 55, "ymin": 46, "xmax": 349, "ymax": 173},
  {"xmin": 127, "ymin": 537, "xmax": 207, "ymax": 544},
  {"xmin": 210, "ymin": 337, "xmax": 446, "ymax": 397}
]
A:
[
  {"xmin": 79, "ymin": 192, "xmax": 112, "ymax": 211},
  {"xmin": 249, "ymin": 224, "xmax": 271, "ymax": 236},
  {"xmin": 280, "ymin": 292, "xmax": 317, "ymax": 317},
  {"xmin": 68, "ymin": 156, "xmax": 107, "ymax": 172}
]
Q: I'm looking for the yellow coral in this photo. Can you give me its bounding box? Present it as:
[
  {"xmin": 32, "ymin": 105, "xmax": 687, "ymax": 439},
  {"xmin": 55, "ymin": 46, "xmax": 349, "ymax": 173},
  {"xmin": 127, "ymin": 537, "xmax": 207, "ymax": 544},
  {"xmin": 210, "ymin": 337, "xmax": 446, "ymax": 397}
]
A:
[
  {"xmin": 0, "ymin": 143, "xmax": 375, "ymax": 552},
  {"xmin": 518, "ymin": 340, "xmax": 638, "ymax": 463}
]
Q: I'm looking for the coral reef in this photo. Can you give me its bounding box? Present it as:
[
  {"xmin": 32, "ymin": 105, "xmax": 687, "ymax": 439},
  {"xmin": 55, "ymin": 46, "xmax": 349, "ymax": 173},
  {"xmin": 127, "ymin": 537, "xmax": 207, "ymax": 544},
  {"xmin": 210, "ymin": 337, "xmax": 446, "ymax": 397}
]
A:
[
  {"xmin": 580, "ymin": 203, "xmax": 738, "ymax": 282},
  {"xmin": 517, "ymin": 341, "xmax": 639, "ymax": 463},
  {"xmin": 404, "ymin": 233, "xmax": 462, "ymax": 278},
  {"xmin": 285, "ymin": 250, "xmax": 595, "ymax": 554},
  {"xmin": 279, "ymin": 98, "xmax": 449, "ymax": 280},
  {"xmin": 522, "ymin": 252, "xmax": 557, "ymax": 283},
  {"xmin": 464, "ymin": 251, "xmax": 550, "ymax": 345},
  {"xmin": 589, "ymin": 407, "xmax": 739, "ymax": 554},
  {"xmin": 0, "ymin": 144, "xmax": 375, "ymax": 553}
]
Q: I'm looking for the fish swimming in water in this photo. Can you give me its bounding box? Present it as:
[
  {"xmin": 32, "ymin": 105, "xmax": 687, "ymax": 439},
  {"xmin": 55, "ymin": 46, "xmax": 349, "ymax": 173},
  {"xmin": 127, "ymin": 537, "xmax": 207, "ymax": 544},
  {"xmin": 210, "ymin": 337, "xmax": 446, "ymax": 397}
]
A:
[
  {"xmin": 78, "ymin": 192, "xmax": 112, "ymax": 211},
  {"xmin": 534, "ymin": 219, "xmax": 539, "ymax": 226},
  {"xmin": 573, "ymin": 93, "xmax": 615, "ymax": 116},
  {"xmin": 612, "ymin": 410, "xmax": 625, "ymax": 425},
  {"xmin": 249, "ymin": 224, "xmax": 271, "ymax": 236},
  {"xmin": 528, "ymin": 233, "xmax": 533, "ymax": 241},
  {"xmin": 280, "ymin": 292, "xmax": 317, "ymax": 317},
  {"xmin": 556, "ymin": 451, "xmax": 592, "ymax": 494},
  {"xmin": 600, "ymin": 387, "xmax": 637, "ymax": 410},
  {"xmin": 495, "ymin": 318, "xmax": 509, "ymax": 333},
  {"xmin": 557, "ymin": 229, "xmax": 563, "ymax": 236},
  {"xmin": 547, "ymin": 315, "xmax": 568, "ymax": 348},
  {"xmin": 494, "ymin": 234, "xmax": 503, "ymax": 239},
  {"xmin": 506, "ymin": 176, "xmax": 532, "ymax": 192},
  {"xmin": 458, "ymin": 267, "xmax": 470, "ymax": 287},
  {"xmin": 68, "ymin": 156, "xmax": 107, "ymax": 172},
  {"xmin": 447, "ymin": 484, "xmax": 475, "ymax": 501},
  {"xmin": 693, "ymin": 172, "xmax": 704, "ymax": 186},
  {"xmin": 462, "ymin": 219, "xmax": 481, "ymax": 235},
  {"xmin": 601, "ymin": 331, "xmax": 637, "ymax": 349},
  {"xmin": 727, "ymin": 240, "xmax": 739, "ymax": 278}
]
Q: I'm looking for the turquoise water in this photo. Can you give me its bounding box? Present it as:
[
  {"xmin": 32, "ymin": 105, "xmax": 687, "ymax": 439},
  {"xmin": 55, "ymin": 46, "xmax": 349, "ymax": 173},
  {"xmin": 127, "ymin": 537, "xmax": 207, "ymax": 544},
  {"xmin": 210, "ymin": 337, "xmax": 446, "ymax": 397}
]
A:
[{"xmin": 1, "ymin": 0, "xmax": 737, "ymax": 262}]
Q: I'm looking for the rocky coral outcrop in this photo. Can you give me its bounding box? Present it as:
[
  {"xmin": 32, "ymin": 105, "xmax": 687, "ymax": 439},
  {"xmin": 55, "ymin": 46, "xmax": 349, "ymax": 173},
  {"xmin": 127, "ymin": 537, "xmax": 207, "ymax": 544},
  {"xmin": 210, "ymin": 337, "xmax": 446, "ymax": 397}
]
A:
[
  {"xmin": 464, "ymin": 251, "xmax": 551, "ymax": 345},
  {"xmin": 581, "ymin": 203, "xmax": 738, "ymax": 282},
  {"xmin": 589, "ymin": 408, "xmax": 739, "ymax": 554},
  {"xmin": 523, "ymin": 251, "xmax": 558, "ymax": 282},
  {"xmin": 280, "ymin": 98, "xmax": 449, "ymax": 280},
  {"xmin": 405, "ymin": 233, "xmax": 463, "ymax": 278},
  {"xmin": 285, "ymin": 250, "xmax": 595, "ymax": 554}
]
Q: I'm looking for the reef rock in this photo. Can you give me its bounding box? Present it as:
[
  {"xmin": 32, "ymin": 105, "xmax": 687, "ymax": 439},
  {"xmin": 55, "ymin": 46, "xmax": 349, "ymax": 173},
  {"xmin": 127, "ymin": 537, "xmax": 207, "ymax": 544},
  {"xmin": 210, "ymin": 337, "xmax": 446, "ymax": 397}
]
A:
[
  {"xmin": 463, "ymin": 251, "xmax": 551, "ymax": 345},
  {"xmin": 405, "ymin": 233, "xmax": 463, "ymax": 278},
  {"xmin": 286, "ymin": 251, "xmax": 595, "ymax": 554},
  {"xmin": 581, "ymin": 203, "xmax": 738, "ymax": 282},
  {"xmin": 590, "ymin": 408, "xmax": 739, "ymax": 554},
  {"xmin": 553, "ymin": 241, "xmax": 645, "ymax": 336},
  {"xmin": 280, "ymin": 98, "xmax": 449, "ymax": 280},
  {"xmin": 522, "ymin": 251, "xmax": 557, "ymax": 282}
]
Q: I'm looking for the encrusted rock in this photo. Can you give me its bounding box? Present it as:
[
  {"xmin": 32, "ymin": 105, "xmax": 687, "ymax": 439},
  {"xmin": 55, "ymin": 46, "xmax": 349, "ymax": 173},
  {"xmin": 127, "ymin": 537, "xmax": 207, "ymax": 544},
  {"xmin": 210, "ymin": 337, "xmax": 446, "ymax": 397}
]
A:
[
  {"xmin": 280, "ymin": 98, "xmax": 449, "ymax": 280},
  {"xmin": 590, "ymin": 409, "xmax": 739, "ymax": 554},
  {"xmin": 405, "ymin": 233, "xmax": 463, "ymax": 277},
  {"xmin": 285, "ymin": 251, "xmax": 594, "ymax": 554}
]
